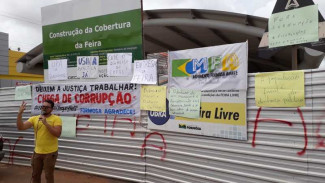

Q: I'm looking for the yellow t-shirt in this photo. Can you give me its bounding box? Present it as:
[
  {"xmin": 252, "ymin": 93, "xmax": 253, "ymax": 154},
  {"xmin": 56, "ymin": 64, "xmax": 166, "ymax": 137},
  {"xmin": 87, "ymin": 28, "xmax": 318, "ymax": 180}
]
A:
[{"xmin": 28, "ymin": 114, "xmax": 62, "ymax": 154}]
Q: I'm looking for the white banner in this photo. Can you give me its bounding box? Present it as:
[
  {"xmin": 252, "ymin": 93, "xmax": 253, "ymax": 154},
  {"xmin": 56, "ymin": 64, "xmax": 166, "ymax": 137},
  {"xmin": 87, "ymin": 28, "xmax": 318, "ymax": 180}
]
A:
[
  {"xmin": 149, "ymin": 42, "xmax": 248, "ymax": 140},
  {"xmin": 32, "ymin": 82, "xmax": 140, "ymax": 116}
]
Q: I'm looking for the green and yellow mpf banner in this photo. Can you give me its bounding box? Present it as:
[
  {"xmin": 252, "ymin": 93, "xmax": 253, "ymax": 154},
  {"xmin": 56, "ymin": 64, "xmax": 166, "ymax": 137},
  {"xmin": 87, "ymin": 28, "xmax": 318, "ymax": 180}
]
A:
[{"xmin": 148, "ymin": 42, "xmax": 248, "ymax": 140}]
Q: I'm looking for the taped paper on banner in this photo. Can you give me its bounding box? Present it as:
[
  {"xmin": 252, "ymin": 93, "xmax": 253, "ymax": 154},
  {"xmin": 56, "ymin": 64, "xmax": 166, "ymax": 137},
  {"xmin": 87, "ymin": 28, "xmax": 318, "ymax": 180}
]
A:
[
  {"xmin": 149, "ymin": 42, "xmax": 248, "ymax": 140},
  {"xmin": 140, "ymin": 85, "xmax": 166, "ymax": 112},
  {"xmin": 169, "ymin": 88, "xmax": 201, "ymax": 119},
  {"xmin": 32, "ymin": 82, "xmax": 140, "ymax": 116}
]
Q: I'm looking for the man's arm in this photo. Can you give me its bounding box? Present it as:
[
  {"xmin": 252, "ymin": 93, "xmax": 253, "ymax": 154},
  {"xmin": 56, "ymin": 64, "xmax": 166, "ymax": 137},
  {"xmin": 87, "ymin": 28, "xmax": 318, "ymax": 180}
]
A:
[
  {"xmin": 42, "ymin": 123, "xmax": 62, "ymax": 138},
  {"xmin": 17, "ymin": 101, "xmax": 33, "ymax": 130}
]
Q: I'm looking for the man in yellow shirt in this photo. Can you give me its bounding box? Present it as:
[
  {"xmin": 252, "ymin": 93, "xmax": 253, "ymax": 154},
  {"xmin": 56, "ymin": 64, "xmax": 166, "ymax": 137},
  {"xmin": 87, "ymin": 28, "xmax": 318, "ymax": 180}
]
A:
[{"xmin": 17, "ymin": 99, "xmax": 62, "ymax": 183}]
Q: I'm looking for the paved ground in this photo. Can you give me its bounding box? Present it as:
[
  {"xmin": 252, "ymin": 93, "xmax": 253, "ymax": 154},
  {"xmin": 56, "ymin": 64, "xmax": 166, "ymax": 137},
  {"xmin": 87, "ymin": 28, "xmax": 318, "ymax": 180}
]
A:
[{"xmin": 0, "ymin": 164, "xmax": 134, "ymax": 183}]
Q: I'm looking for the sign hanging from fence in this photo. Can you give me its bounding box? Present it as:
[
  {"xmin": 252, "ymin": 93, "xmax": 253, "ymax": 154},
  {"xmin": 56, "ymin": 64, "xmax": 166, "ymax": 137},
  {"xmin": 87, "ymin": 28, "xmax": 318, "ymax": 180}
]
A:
[
  {"xmin": 268, "ymin": 5, "xmax": 318, "ymax": 48},
  {"xmin": 148, "ymin": 42, "xmax": 248, "ymax": 140},
  {"xmin": 131, "ymin": 59, "xmax": 157, "ymax": 84},
  {"xmin": 48, "ymin": 59, "xmax": 68, "ymax": 81},
  {"xmin": 107, "ymin": 53, "xmax": 132, "ymax": 76},
  {"xmin": 32, "ymin": 82, "xmax": 140, "ymax": 116},
  {"xmin": 77, "ymin": 56, "xmax": 99, "ymax": 79},
  {"xmin": 255, "ymin": 70, "xmax": 305, "ymax": 107},
  {"xmin": 15, "ymin": 85, "xmax": 32, "ymax": 100}
]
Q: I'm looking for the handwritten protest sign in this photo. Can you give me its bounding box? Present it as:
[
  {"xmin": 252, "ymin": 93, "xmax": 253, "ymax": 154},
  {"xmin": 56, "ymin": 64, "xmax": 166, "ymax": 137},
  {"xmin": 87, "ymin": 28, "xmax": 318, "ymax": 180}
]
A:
[
  {"xmin": 48, "ymin": 59, "xmax": 68, "ymax": 80},
  {"xmin": 255, "ymin": 70, "xmax": 305, "ymax": 107},
  {"xmin": 131, "ymin": 59, "xmax": 157, "ymax": 84},
  {"xmin": 61, "ymin": 116, "xmax": 76, "ymax": 138},
  {"xmin": 77, "ymin": 56, "xmax": 99, "ymax": 78},
  {"xmin": 141, "ymin": 85, "xmax": 166, "ymax": 112},
  {"xmin": 107, "ymin": 53, "xmax": 132, "ymax": 76},
  {"xmin": 169, "ymin": 88, "xmax": 201, "ymax": 118},
  {"xmin": 269, "ymin": 5, "xmax": 318, "ymax": 48},
  {"xmin": 32, "ymin": 82, "xmax": 140, "ymax": 116},
  {"xmin": 15, "ymin": 85, "xmax": 32, "ymax": 100}
]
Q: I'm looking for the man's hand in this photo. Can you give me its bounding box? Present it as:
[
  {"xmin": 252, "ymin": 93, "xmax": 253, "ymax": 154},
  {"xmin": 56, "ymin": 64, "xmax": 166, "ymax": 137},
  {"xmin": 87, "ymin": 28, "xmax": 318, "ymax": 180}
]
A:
[
  {"xmin": 18, "ymin": 101, "xmax": 27, "ymax": 114},
  {"xmin": 40, "ymin": 116, "xmax": 62, "ymax": 138},
  {"xmin": 40, "ymin": 115, "xmax": 48, "ymax": 125},
  {"xmin": 17, "ymin": 101, "xmax": 32, "ymax": 131}
]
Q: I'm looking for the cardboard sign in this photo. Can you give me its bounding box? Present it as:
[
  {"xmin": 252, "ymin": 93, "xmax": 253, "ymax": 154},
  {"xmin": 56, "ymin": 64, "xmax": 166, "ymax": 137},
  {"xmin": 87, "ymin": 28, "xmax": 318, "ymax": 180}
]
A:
[
  {"xmin": 48, "ymin": 59, "xmax": 68, "ymax": 81},
  {"xmin": 77, "ymin": 56, "xmax": 99, "ymax": 78},
  {"xmin": 107, "ymin": 53, "xmax": 132, "ymax": 76},
  {"xmin": 269, "ymin": 5, "xmax": 319, "ymax": 48},
  {"xmin": 131, "ymin": 59, "xmax": 157, "ymax": 84}
]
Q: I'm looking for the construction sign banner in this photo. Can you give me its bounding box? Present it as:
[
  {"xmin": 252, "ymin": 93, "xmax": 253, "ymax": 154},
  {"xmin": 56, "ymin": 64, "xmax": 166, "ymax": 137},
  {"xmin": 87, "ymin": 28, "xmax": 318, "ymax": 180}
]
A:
[
  {"xmin": 32, "ymin": 82, "xmax": 140, "ymax": 116},
  {"xmin": 149, "ymin": 42, "xmax": 248, "ymax": 140},
  {"xmin": 41, "ymin": 0, "xmax": 143, "ymax": 83}
]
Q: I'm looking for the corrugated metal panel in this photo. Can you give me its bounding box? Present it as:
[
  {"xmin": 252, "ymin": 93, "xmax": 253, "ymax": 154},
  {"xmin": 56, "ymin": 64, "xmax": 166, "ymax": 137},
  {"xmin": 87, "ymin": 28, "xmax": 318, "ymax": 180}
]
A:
[
  {"xmin": 0, "ymin": 33, "xmax": 8, "ymax": 75},
  {"xmin": 0, "ymin": 87, "xmax": 147, "ymax": 182},
  {"xmin": 1, "ymin": 69, "xmax": 325, "ymax": 182},
  {"xmin": 144, "ymin": 69, "xmax": 322, "ymax": 183}
]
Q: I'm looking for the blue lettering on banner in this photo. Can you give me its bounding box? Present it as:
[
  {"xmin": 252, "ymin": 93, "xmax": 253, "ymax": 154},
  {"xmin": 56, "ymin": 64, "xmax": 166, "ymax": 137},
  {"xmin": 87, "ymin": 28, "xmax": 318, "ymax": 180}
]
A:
[
  {"xmin": 104, "ymin": 109, "xmax": 135, "ymax": 115},
  {"xmin": 148, "ymin": 99, "xmax": 170, "ymax": 125},
  {"xmin": 80, "ymin": 108, "xmax": 102, "ymax": 114}
]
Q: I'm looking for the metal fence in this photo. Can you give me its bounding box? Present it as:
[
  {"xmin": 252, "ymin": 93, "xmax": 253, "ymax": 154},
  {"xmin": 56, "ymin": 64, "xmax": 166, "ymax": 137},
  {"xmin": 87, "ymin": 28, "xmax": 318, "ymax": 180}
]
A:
[{"xmin": 1, "ymin": 69, "xmax": 325, "ymax": 182}]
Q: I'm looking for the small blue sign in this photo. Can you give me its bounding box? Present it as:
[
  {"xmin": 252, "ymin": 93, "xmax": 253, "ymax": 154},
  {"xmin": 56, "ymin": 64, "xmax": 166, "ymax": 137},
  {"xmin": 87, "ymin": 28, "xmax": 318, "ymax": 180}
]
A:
[{"xmin": 148, "ymin": 99, "xmax": 170, "ymax": 125}]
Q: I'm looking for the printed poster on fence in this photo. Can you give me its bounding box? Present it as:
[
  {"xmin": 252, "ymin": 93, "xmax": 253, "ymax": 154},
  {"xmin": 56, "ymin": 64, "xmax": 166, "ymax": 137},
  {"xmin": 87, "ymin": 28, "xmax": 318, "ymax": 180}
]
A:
[
  {"xmin": 32, "ymin": 82, "xmax": 140, "ymax": 116},
  {"xmin": 148, "ymin": 42, "xmax": 248, "ymax": 140},
  {"xmin": 42, "ymin": 0, "xmax": 143, "ymax": 83}
]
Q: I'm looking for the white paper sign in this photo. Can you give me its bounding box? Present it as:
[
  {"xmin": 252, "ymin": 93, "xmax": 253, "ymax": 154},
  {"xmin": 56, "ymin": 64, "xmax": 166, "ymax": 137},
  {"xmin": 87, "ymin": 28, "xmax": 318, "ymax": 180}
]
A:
[
  {"xmin": 107, "ymin": 53, "xmax": 132, "ymax": 76},
  {"xmin": 48, "ymin": 59, "xmax": 68, "ymax": 81},
  {"xmin": 77, "ymin": 56, "xmax": 99, "ymax": 78},
  {"xmin": 131, "ymin": 59, "xmax": 157, "ymax": 84},
  {"xmin": 15, "ymin": 85, "xmax": 32, "ymax": 100}
]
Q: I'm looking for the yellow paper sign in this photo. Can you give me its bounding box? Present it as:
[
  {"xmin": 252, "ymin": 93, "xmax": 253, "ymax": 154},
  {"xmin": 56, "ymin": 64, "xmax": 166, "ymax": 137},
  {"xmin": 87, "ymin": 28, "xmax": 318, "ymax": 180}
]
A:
[
  {"xmin": 141, "ymin": 85, "xmax": 166, "ymax": 112},
  {"xmin": 255, "ymin": 71, "xmax": 305, "ymax": 107}
]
